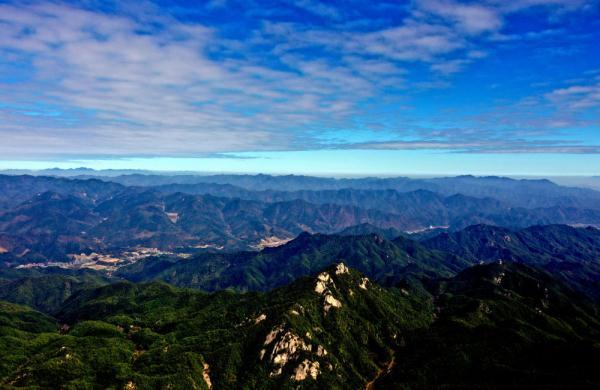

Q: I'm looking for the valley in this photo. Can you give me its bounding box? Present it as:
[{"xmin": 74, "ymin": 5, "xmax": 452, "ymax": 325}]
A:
[{"xmin": 15, "ymin": 247, "xmax": 190, "ymax": 272}]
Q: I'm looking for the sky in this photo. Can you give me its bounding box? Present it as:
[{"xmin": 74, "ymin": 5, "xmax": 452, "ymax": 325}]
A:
[{"xmin": 0, "ymin": 0, "xmax": 599, "ymax": 176}]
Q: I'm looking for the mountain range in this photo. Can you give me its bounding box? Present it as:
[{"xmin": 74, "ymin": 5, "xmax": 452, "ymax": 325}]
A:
[
  {"xmin": 1, "ymin": 171, "xmax": 600, "ymax": 387},
  {"xmin": 85, "ymin": 172, "xmax": 600, "ymax": 210},
  {"xmin": 1, "ymin": 173, "xmax": 600, "ymax": 264}
]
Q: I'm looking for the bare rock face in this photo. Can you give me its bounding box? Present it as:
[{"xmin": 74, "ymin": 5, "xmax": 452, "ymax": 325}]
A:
[
  {"xmin": 124, "ymin": 381, "xmax": 137, "ymax": 390},
  {"xmin": 202, "ymin": 363, "xmax": 213, "ymax": 389},
  {"xmin": 315, "ymin": 272, "xmax": 333, "ymax": 294},
  {"xmin": 262, "ymin": 325, "xmax": 313, "ymax": 377},
  {"xmin": 263, "ymin": 325, "xmax": 284, "ymax": 347},
  {"xmin": 254, "ymin": 313, "xmax": 267, "ymax": 324},
  {"xmin": 359, "ymin": 277, "xmax": 369, "ymax": 290},
  {"xmin": 165, "ymin": 212, "xmax": 179, "ymax": 223},
  {"xmin": 324, "ymin": 294, "xmax": 342, "ymax": 312},
  {"xmin": 292, "ymin": 359, "xmax": 321, "ymax": 381},
  {"xmin": 492, "ymin": 272, "xmax": 506, "ymax": 285},
  {"xmin": 270, "ymin": 331, "xmax": 312, "ymax": 370},
  {"xmin": 314, "ymin": 269, "xmax": 344, "ymax": 313},
  {"xmin": 289, "ymin": 304, "xmax": 304, "ymax": 316},
  {"xmin": 316, "ymin": 345, "xmax": 328, "ymax": 357},
  {"xmin": 335, "ymin": 262, "xmax": 349, "ymax": 275},
  {"xmin": 258, "ymin": 265, "xmax": 357, "ymax": 380}
]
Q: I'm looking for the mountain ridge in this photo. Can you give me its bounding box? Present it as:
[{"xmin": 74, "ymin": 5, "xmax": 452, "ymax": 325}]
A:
[{"xmin": 2, "ymin": 261, "xmax": 600, "ymax": 388}]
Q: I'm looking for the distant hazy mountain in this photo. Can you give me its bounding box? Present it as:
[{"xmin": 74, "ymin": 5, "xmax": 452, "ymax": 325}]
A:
[
  {"xmin": 0, "ymin": 167, "xmax": 160, "ymax": 177},
  {"xmin": 5, "ymin": 169, "xmax": 599, "ymax": 210},
  {"xmin": 89, "ymin": 172, "xmax": 600, "ymax": 210},
  {"xmin": 0, "ymin": 174, "xmax": 124, "ymax": 210}
]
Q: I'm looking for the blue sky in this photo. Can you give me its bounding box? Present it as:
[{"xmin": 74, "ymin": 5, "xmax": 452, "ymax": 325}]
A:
[{"xmin": 0, "ymin": 0, "xmax": 599, "ymax": 175}]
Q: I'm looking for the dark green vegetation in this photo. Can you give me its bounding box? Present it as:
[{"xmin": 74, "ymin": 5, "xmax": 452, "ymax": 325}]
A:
[
  {"xmin": 1, "ymin": 261, "xmax": 599, "ymax": 389},
  {"xmin": 375, "ymin": 262, "xmax": 600, "ymax": 389},
  {"xmin": 115, "ymin": 232, "xmax": 472, "ymax": 292},
  {"xmin": 0, "ymin": 265, "xmax": 430, "ymax": 388},
  {"xmin": 337, "ymin": 223, "xmax": 404, "ymax": 239},
  {"xmin": 116, "ymin": 225, "xmax": 600, "ymax": 304},
  {"xmin": 0, "ymin": 268, "xmax": 110, "ymax": 314},
  {"xmin": 423, "ymin": 224, "xmax": 600, "ymax": 299}
]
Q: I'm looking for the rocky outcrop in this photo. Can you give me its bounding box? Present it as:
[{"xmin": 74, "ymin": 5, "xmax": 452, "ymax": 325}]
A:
[
  {"xmin": 324, "ymin": 294, "xmax": 342, "ymax": 312},
  {"xmin": 315, "ymin": 272, "xmax": 333, "ymax": 294},
  {"xmin": 335, "ymin": 262, "xmax": 349, "ymax": 275},
  {"xmin": 359, "ymin": 277, "xmax": 369, "ymax": 290},
  {"xmin": 268, "ymin": 330, "xmax": 312, "ymax": 376},
  {"xmin": 202, "ymin": 363, "xmax": 213, "ymax": 389},
  {"xmin": 292, "ymin": 359, "xmax": 320, "ymax": 381},
  {"xmin": 314, "ymin": 266, "xmax": 346, "ymax": 313},
  {"xmin": 254, "ymin": 313, "xmax": 267, "ymax": 324}
]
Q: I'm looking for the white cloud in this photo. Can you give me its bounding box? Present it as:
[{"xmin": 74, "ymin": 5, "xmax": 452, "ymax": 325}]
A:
[
  {"xmin": 417, "ymin": 0, "xmax": 503, "ymax": 34},
  {"xmin": 0, "ymin": 0, "xmax": 596, "ymax": 159},
  {"xmin": 292, "ymin": 0, "xmax": 341, "ymax": 19},
  {"xmin": 0, "ymin": 2, "xmax": 388, "ymax": 158},
  {"xmin": 347, "ymin": 139, "xmax": 600, "ymax": 154},
  {"xmin": 545, "ymin": 83, "xmax": 600, "ymax": 110},
  {"xmin": 430, "ymin": 59, "xmax": 470, "ymax": 74}
]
